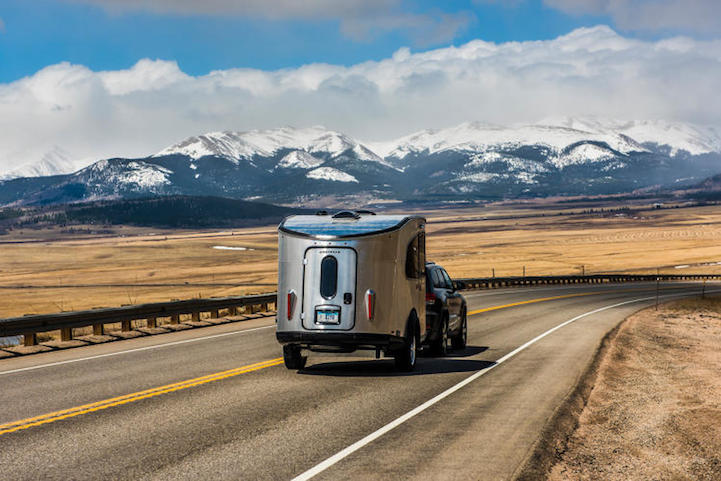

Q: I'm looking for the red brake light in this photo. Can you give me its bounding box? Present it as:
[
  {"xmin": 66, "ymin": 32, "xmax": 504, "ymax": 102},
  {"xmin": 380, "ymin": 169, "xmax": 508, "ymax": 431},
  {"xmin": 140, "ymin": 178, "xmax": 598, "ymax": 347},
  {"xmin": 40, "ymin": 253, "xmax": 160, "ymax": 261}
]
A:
[
  {"xmin": 366, "ymin": 289, "xmax": 375, "ymax": 321},
  {"xmin": 287, "ymin": 291, "xmax": 295, "ymax": 320},
  {"xmin": 426, "ymin": 292, "xmax": 436, "ymax": 303}
]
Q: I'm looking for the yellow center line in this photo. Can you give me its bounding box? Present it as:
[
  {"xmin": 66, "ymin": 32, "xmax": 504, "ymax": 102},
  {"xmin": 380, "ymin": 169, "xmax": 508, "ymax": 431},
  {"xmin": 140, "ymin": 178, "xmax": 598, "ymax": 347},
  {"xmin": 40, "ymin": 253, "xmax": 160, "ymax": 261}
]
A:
[
  {"xmin": 467, "ymin": 284, "xmax": 694, "ymax": 316},
  {"xmin": 0, "ymin": 358, "xmax": 283, "ymax": 436},
  {"xmin": 468, "ymin": 291, "xmax": 597, "ymax": 315}
]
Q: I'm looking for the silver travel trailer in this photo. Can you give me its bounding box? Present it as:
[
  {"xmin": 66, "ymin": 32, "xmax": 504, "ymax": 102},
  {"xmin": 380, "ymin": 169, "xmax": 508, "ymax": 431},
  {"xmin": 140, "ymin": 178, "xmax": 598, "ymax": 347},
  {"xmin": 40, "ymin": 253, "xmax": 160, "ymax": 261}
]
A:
[{"xmin": 276, "ymin": 211, "xmax": 427, "ymax": 371}]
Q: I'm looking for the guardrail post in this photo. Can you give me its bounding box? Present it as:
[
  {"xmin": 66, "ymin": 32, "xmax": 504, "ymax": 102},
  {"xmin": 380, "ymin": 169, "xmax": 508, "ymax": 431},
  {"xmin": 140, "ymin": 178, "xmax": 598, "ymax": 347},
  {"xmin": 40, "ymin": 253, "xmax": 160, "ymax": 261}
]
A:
[
  {"xmin": 60, "ymin": 327, "xmax": 73, "ymax": 342},
  {"xmin": 211, "ymin": 310, "xmax": 219, "ymax": 319},
  {"xmin": 170, "ymin": 314, "xmax": 180, "ymax": 325},
  {"xmin": 147, "ymin": 317, "xmax": 157, "ymax": 329},
  {"xmin": 23, "ymin": 332, "xmax": 37, "ymax": 346},
  {"xmin": 93, "ymin": 323, "xmax": 104, "ymax": 335},
  {"xmin": 121, "ymin": 320, "xmax": 132, "ymax": 332},
  {"xmin": 192, "ymin": 311, "xmax": 200, "ymax": 322},
  {"xmin": 261, "ymin": 303, "xmax": 269, "ymax": 312}
]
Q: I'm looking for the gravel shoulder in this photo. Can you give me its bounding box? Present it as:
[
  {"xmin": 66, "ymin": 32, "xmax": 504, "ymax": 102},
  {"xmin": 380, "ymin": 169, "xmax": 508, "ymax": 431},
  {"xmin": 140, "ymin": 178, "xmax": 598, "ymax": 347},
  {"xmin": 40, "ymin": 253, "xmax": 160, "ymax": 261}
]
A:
[{"xmin": 544, "ymin": 296, "xmax": 721, "ymax": 481}]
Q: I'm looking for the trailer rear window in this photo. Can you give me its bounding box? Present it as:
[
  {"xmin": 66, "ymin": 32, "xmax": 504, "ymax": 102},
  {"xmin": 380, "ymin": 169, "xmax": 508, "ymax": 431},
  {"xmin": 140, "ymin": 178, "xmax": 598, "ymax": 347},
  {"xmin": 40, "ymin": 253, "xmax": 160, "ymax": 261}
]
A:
[
  {"xmin": 281, "ymin": 215, "xmax": 411, "ymax": 237},
  {"xmin": 320, "ymin": 255, "xmax": 338, "ymax": 299}
]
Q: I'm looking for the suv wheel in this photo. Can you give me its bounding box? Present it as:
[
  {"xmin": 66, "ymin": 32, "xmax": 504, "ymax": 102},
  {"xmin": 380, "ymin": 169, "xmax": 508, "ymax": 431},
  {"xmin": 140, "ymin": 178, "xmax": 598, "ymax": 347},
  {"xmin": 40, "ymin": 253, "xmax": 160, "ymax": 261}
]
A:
[
  {"xmin": 451, "ymin": 308, "xmax": 467, "ymax": 350},
  {"xmin": 432, "ymin": 316, "xmax": 449, "ymax": 356}
]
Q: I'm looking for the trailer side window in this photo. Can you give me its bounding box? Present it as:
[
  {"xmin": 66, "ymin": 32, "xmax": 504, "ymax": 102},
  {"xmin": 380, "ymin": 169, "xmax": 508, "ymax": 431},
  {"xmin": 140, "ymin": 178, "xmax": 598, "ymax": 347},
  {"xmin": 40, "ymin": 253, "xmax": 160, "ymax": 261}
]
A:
[
  {"xmin": 405, "ymin": 232, "xmax": 425, "ymax": 279},
  {"xmin": 320, "ymin": 255, "xmax": 338, "ymax": 299}
]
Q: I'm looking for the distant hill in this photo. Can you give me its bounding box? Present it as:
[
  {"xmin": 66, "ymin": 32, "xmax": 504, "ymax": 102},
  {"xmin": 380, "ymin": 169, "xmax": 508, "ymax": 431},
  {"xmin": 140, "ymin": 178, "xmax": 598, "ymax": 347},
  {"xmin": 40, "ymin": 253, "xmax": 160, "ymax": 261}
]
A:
[{"xmin": 0, "ymin": 196, "xmax": 310, "ymax": 229}]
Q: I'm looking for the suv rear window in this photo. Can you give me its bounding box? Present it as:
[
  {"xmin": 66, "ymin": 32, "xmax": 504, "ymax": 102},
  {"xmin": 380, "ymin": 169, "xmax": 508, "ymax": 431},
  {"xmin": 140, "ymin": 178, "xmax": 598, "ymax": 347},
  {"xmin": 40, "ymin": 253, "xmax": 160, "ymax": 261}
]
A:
[
  {"xmin": 431, "ymin": 269, "xmax": 444, "ymax": 288},
  {"xmin": 440, "ymin": 269, "xmax": 453, "ymax": 289}
]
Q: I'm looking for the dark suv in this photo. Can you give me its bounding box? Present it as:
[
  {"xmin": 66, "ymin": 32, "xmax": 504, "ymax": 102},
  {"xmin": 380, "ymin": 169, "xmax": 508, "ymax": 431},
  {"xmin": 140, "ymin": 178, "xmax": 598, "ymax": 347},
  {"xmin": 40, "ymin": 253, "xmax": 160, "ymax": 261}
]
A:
[{"xmin": 424, "ymin": 262, "xmax": 467, "ymax": 355}]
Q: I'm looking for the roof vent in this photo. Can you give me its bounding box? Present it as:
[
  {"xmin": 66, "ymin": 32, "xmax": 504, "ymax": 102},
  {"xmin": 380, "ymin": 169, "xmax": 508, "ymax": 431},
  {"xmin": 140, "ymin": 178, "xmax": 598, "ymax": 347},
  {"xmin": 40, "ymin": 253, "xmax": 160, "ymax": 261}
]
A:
[
  {"xmin": 315, "ymin": 210, "xmax": 329, "ymax": 216},
  {"xmin": 355, "ymin": 210, "xmax": 376, "ymax": 216},
  {"xmin": 332, "ymin": 210, "xmax": 361, "ymax": 220}
]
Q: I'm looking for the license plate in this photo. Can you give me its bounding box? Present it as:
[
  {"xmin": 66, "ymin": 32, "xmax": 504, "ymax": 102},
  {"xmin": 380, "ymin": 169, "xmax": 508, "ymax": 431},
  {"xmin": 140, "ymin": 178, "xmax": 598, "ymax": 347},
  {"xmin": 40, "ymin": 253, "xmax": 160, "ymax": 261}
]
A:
[{"xmin": 316, "ymin": 309, "xmax": 340, "ymax": 325}]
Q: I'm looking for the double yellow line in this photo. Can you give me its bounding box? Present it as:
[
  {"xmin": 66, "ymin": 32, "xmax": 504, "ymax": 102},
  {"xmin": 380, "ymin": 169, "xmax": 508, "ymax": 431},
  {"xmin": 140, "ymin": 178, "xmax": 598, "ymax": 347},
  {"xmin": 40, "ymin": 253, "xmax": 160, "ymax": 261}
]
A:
[
  {"xmin": 0, "ymin": 358, "xmax": 283, "ymax": 436},
  {"xmin": 468, "ymin": 291, "xmax": 597, "ymax": 316},
  {"xmin": 467, "ymin": 284, "xmax": 695, "ymax": 316}
]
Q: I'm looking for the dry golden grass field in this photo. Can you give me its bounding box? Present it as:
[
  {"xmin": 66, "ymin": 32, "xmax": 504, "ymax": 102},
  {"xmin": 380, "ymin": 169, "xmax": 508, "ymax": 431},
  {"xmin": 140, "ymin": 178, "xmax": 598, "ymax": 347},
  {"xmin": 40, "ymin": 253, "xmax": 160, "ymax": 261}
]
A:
[{"xmin": 1, "ymin": 203, "xmax": 721, "ymax": 318}]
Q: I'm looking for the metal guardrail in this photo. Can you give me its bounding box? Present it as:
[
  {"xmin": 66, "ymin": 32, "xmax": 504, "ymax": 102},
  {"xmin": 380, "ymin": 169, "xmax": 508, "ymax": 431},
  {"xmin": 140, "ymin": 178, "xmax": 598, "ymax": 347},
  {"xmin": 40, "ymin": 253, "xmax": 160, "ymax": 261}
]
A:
[
  {"xmin": 457, "ymin": 274, "xmax": 721, "ymax": 290},
  {"xmin": 2, "ymin": 273, "xmax": 720, "ymax": 349},
  {"xmin": 0, "ymin": 293, "xmax": 276, "ymax": 347}
]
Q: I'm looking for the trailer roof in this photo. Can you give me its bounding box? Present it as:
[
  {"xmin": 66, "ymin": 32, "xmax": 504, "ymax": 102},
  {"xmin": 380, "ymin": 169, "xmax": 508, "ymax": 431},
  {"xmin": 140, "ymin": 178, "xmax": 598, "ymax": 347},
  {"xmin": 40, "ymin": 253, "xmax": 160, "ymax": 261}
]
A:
[{"xmin": 280, "ymin": 214, "xmax": 421, "ymax": 238}]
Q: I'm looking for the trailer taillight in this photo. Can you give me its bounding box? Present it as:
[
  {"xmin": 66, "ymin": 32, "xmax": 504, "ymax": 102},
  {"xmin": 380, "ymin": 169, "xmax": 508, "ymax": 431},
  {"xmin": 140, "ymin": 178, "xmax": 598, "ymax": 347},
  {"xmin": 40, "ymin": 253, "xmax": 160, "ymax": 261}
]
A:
[
  {"xmin": 287, "ymin": 290, "xmax": 296, "ymax": 320},
  {"xmin": 365, "ymin": 289, "xmax": 375, "ymax": 321}
]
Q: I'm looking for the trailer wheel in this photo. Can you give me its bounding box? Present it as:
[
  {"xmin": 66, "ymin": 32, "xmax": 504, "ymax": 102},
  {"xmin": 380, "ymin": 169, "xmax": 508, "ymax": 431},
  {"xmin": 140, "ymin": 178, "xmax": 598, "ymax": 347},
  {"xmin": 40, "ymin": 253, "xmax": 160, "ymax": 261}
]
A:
[
  {"xmin": 283, "ymin": 345, "xmax": 307, "ymax": 370},
  {"xmin": 451, "ymin": 307, "xmax": 467, "ymax": 350},
  {"xmin": 394, "ymin": 315, "xmax": 418, "ymax": 371}
]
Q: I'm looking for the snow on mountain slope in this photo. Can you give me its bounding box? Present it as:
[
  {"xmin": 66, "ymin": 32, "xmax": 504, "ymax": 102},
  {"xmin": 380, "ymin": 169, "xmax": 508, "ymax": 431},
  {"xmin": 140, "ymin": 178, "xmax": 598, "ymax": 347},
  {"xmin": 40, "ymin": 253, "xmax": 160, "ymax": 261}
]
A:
[
  {"xmin": 306, "ymin": 167, "xmax": 358, "ymax": 183},
  {"xmin": 277, "ymin": 150, "xmax": 324, "ymax": 169},
  {"xmin": 154, "ymin": 127, "xmax": 391, "ymax": 167},
  {"xmin": 554, "ymin": 143, "xmax": 617, "ymax": 168},
  {"xmin": 379, "ymin": 121, "xmax": 647, "ymax": 161},
  {"xmin": 1, "ymin": 147, "xmax": 87, "ymax": 180},
  {"xmin": 543, "ymin": 117, "xmax": 721, "ymax": 156},
  {"xmin": 80, "ymin": 160, "xmax": 173, "ymax": 190}
]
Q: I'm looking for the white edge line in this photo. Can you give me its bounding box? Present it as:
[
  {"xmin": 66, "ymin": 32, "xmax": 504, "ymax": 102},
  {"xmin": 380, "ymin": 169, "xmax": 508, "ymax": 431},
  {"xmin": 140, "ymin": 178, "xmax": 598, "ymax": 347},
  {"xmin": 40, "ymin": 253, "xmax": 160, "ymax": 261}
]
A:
[
  {"xmin": 291, "ymin": 288, "xmax": 716, "ymax": 481},
  {"xmin": 0, "ymin": 324, "xmax": 276, "ymax": 377}
]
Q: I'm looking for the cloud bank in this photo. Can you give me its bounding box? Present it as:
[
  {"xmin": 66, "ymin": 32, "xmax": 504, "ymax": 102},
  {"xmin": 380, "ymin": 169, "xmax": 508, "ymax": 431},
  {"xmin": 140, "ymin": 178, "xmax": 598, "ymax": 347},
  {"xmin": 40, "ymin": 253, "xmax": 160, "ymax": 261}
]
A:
[{"xmin": 1, "ymin": 26, "xmax": 721, "ymax": 173}]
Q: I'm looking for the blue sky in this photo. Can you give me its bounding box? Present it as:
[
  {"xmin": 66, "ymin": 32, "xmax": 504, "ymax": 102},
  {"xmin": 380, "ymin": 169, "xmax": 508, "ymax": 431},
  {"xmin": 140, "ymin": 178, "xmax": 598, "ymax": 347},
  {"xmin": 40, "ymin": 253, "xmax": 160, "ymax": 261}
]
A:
[
  {"xmin": 0, "ymin": 0, "xmax": 630, "ymax": 82},
  {"xmin": 1, "ymin": 0, "xmax": 720, "ymax": 174}
]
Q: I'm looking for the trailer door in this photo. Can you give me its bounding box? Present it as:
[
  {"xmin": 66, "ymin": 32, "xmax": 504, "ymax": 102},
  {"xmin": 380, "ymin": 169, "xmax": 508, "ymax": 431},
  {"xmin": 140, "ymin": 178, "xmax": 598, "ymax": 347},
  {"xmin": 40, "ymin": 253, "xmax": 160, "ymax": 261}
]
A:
[{"xmin": 302, "ymin": 247, "xmax": 356, "ymax": 330}]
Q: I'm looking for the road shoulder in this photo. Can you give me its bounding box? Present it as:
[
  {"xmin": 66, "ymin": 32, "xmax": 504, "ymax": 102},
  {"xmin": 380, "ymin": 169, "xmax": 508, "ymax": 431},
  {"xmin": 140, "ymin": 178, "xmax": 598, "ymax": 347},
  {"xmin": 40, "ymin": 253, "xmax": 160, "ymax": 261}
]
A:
[{"xmin": 517, "ymin": 296, "xmax": 721, "ymax": 481}]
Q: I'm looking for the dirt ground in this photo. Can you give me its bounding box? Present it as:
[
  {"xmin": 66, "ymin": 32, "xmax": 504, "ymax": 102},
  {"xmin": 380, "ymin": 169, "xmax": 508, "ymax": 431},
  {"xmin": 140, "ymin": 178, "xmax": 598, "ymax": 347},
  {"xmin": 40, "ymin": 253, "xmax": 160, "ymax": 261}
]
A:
[
  {"xmin": 546, "ymin": 296, "xmax": 721, "ymax": 481},
  {"xmin": 2, "ymin": 203, "xmax": 721, "ymax": 318}
]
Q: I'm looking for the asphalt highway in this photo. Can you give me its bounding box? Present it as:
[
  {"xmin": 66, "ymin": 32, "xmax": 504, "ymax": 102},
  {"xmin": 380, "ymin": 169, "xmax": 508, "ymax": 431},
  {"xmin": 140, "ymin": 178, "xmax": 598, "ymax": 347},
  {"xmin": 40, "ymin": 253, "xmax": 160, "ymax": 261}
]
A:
[{"xmin": 0, "ymin": 282, "xmax": 711, "ymax": 480}]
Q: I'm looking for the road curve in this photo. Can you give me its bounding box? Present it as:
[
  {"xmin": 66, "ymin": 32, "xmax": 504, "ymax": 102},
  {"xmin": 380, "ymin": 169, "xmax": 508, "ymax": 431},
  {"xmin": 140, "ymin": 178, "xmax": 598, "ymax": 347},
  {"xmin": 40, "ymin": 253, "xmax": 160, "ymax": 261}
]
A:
[{"xmin": 0, "ymin": 282, "xmax": 711, "ymax": 480}]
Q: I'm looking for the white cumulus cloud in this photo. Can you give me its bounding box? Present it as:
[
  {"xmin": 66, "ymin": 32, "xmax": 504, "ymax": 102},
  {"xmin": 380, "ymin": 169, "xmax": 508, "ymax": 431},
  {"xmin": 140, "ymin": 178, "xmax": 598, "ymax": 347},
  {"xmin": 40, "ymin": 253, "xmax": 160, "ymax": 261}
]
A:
[{"xmin": 1, "ymin": 25, "xmax": 721, "ymax": 175}]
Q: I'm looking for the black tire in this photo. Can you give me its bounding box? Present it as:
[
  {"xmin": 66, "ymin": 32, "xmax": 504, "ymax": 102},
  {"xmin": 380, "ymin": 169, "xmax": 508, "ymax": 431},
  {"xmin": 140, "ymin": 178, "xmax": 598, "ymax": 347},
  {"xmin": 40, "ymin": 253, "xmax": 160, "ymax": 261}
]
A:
[
  {"xmin": 451, "ymin": 307, "xmax": 467, "ymax": 350},
  {"xmin": 394, "ymin": 315, "xmax": 418, "ymax": 371},
  {"xmin": 283, "ymin": 344, "xmax": 307, "ymax": 370},
  {"xmin": 431, "ymin": 316, "xmax": 449, "ymax": 356}
]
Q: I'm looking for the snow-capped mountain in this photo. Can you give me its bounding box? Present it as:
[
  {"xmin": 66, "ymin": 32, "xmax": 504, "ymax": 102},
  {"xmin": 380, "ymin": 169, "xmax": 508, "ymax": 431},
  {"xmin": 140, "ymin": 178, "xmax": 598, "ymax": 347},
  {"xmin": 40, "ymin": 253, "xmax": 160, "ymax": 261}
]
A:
[
  {"xmin": 542, "ymin": 118, "xmax": 721, "ymax": 157},
  {"xmin": 0, "ymin": 147, "xmax": 86, "ymax": 180},
  {"xmin": 154, "ymin": 126, "xmax": 392, "ymax": 168},
  {"xmin": 1, "ymin": 121, "xmax": 720, "ymax": 206},
  {"xmin": 368, "ymin": 119, "xmax": 721, "ymax": 198},
  {"xmin": 375, "ymin": 121, "xmax": 646, "ymax": 168}
]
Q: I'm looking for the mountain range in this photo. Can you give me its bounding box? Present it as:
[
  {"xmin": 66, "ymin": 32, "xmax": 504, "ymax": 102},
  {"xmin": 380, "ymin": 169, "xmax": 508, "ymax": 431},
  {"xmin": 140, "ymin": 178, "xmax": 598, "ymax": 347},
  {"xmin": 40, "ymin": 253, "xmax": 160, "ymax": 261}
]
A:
[{"xmin": 1, "ymin": 119, "xmax": 720, "ymax": 206}]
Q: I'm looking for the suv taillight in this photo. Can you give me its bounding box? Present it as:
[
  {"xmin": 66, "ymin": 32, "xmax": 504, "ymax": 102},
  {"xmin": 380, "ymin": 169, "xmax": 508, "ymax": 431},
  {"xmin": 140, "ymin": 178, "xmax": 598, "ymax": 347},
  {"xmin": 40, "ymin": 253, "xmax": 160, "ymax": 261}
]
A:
[{"xmin": 425, "ymin": 292, "xmax": 436, "ymax": 303}]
